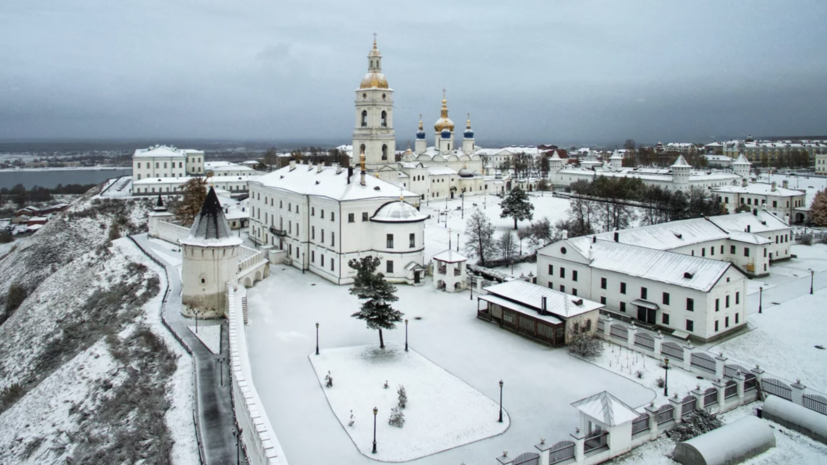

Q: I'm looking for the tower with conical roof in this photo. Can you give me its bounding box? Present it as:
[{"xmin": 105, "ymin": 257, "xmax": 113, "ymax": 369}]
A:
[
  {"xmin": 671, "ymin": 155, "xmax": 691, "ymax": 189},
  {"xmin": 732, "ymin": 153, "xmax": 751, "ymax": 179},
  {"xmin": 352, "ymin": 36, "xmax": 396, "ymax": 170},
  {"xmin": 180, "ymin": 187, "xmax": 243, "ymax": 318},
  {"xmin": 462, "ymin": 113, "xmax": 475, "ymax": 155}
]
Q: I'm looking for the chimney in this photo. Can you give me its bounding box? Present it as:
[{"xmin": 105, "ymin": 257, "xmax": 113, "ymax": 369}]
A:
[
  {"xmin": 335, "ymin": 163, "xmax": 343, "ymax": 175},
  {"xmin": 317, "ymin": 163, "xmax": 323, "ymax": 173},
  {"xmin": 747, "ymin": 224, "xmax": 752, "ymax": 231},
  {"xmin": 289, "ymin": 160, "xmax": 296, "ymax": 171},
  {"xmin": 614, "ymin": 231, "xmax": 619, "ymax": 242},
  {"xmin": 771, "ymin": 181, "xmax": 777, "ymax": 192},
  {"xmin": 308, "ymin": 162, "xmax": 314, "ymax": 171},
  {"xmin": 347, "ymin": 166, "xmax": 353, "ymax": 184},
  {"xmin": 592, "ymin": 236, "xmax": 596, "ymax": 243},
  {"xmin": 541, "ymin": 296, "xmax": 547, "ymax": 315},
  {"xmin": 782, "ymin": 180, "xmax": 788, "ymax": 189},
  {"xmin": 742, "ymin": 178, "xmax": 748, "ymax": 187}
]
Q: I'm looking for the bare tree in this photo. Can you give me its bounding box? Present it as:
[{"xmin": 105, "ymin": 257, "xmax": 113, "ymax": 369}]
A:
[
  {"xmin": 497, "ymin": 231, "xmax": 518, "ymax": 264},
  {"xmin": 464, "ymin": 209, "xmax": 497, "ymax": 266}
]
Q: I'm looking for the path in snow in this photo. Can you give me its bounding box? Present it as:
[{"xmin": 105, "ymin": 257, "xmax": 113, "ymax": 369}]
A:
[{"xmin": 188, "ymin": 324, "xmax": 222, "ymax": 354}]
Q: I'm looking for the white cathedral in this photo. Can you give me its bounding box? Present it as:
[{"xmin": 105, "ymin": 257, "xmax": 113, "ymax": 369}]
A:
[{"xmin": 353, "ymin": 39, "xmax": 488, "ymax": 200}]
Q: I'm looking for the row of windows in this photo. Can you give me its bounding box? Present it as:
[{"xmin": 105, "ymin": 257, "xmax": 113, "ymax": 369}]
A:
[
  {"xmin": 386, "ymin": 233, "xmax": 416, "ymax": 249},
  {"xmin": 310, "ymin": 251, "xmax": 335, "ymax": 272}
]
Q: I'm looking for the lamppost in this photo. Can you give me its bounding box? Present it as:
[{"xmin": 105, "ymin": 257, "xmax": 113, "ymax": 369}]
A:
[
  {"xmin": 759, "ymin": 286, "xmax": 763, "ymax": 314},
  {"xmin": 456, "ymin": 233, "xmax": 460, "ymax": 252},
  {"xmin": 498, "ymin": 380, "xmax": 504, "ymax": 423},
  {"xmin": 810, "ymin": 268, "xmax": 814, "ymax": 295},
  {"xmin": 217, "ymin": 356, "xmax": 225, "ymax": 386},
  {"xmin": 315, "ymin": 322, "xmax": 320, "ymax": 355},
  {"xmin": 372, "ymin": 407, "xmax": 378, "ymax": 454},
  {"xmin": 194, "ymin": 309, "xmax": 202, "ymax": 333},
  {"xmin": 663, "ymin": 358, "xmax": 669, "ymax": 397},
  {"xmin": 405, "ymin": 319, "xmax": 409, "ymax": 352},
  {"xmin": 461, "ymin": 190, "xmax": 465, "ymax": 219}
]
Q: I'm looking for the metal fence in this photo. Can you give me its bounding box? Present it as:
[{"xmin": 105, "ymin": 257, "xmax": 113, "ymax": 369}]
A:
[
  {"xmin": 691, "ymin": 352, "xmax": 717, "ymax": 374},
  {"xmin": 584, "ymin": 432, "xmax": 609, "ymax": 453},
  {"xmin": 762, "ymin": 378, "xmax": 792, "ymax": 401},
  {"xmin": 513, "ymin": 452, "xmax": 540, "ymax": 465},
  {"xmin": 681, "ymin": 396, "xmax": 696, "ymax": 417},
  {"xmin": 803, "ymin": 394, "xmax": 827, "ymax": 416},
  {"xmin": 610, "ymin": 323, "xmax": 628, "ymax": 341},
  {"xmin": 634, "ymin": 332, "xmax": 655, "ymax": 351},
  {"xmin": 724, "ymin": 363, "xmax": 750, "ymax": 379},
  {"xmin": 661, "ymin": 341, "xmax": 684, "ymax": 361},
  {"xmin": 548, "ymin": 441, "xmax": 576, "ymax": 464},
  {"xmin": 745, "ymin": 374, "xmax": 758, "ymax": 391},
  {"xmin": 704, "ymin": 387, "xmax": 718, "ymax": 407},
  {"xmin": 725, "ymin": 380, "xmax": 738, "ymax": 399},
  {"xmin": 632, "ymin": 413, "xmax": 650, "ymax": 435},
  {"xmin": 656, "ymin": 405, "xmax": 674, "ymax": 424}
]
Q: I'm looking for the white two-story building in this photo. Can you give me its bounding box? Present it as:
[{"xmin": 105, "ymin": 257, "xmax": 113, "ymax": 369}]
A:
[{"xmin": 132, "ymin": 145, "xmax": 204, "ymax": 180}]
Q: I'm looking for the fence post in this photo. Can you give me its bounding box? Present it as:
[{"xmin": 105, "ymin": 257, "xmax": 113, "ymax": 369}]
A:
[
  {"xmin": 713, "ymin": 379, "xmax": 726, "ymax": 411},
  {"xmin": 669, "ymin": 395, "xmax": 682, "ymax": 423},
  {"xmin": 627, "ymin": 322, "xmax": 637, "ymax": 350},
  {"xmin": 535, "ymin": 440, "xmax": 551, "ymax": 465},
  {"xmin": 644, "ymin": 403, "xmax": 659, "ymax": 440},
  {"xmin": 714, "ymin": 352, "xmax": 727, "ymax": 380},
  {"xmin": 601, "ymin": 316, "xmax": 612, "ymax": 342},
  {"xmin": 681, "ymin": 343, "xmax": 694, "ymax": 373},
  {"xmin": 791, "ymin": 380, "xmax": 806, "ymax": 406},
  {"xmin": 495, "ymin": 451, "xmax": 513, "ymax": 465},
  {"xmin": 691, "ymin": 385, "xmax": 704, "ymax": 411},
  {"xmin": 571, "ymin": 430, "xmax": 586, "ymax": 465},
  {"xmin": 653, "ymin": 331, "xmax": 664, "ymax": 359},
  {"xmin": 734, "ymin": 371, "xmax": 746, "ymax": 406}
]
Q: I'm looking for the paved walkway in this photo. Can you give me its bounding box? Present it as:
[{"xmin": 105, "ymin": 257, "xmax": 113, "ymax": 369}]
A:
[{"xmin": 131, "ymin": 234, "xmax": 239, "ymax": 465}]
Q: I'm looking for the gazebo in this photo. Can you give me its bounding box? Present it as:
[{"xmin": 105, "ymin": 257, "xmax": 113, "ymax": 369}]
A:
[{"xmin": 432, "ymin": 249, "xmax": 467, "ymax": 292}]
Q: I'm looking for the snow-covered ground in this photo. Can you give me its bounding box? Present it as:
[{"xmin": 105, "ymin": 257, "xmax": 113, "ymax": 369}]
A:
[
  {"xmin": 188, "ymin": 324, "xmax": 221, "ymax": 354},
  {"xmin": 246, "ymin": 266, "xmax": 655, "ymax": 465},
  {"xmin": 308, "ymin": 343, "xmax": 509, "ymax": 461},
  {"xmin": 581, "ymin": 343, "xmax": 714, "ymax": 405}
]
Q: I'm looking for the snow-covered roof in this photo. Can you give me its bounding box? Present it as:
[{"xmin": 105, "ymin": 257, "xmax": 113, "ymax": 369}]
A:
[
  {"xmin": 371, "ymin": 200, "xmax": 427, "ymax": 223},
  {"xmin": 558, "ymin": 238, "xmax": 736, "ymax": 292},
  {"xmin": 133, "ymin": 145, "xmax": 198, "ymax": 158},
  {"xmin": 732, "ymin": 153, "xmax": 751, "ymax": 165},
  {"xmin": 478, "ymin": 294, "xmax": 563, "ymax": 325},
  {"xmin": 133, "ymin": 175, "xmax": 259, "ymax": 185},
  {"xmin": 570, "ymin": 391, "xmax": 641, "ymax": 426},
  {"xmin": 180, "ymin": 188, "xmax": 243, "ymax": 247},
  {"xmin": 712, "ymin": 183, "xmax": 805, "ymax": 197},
  {"xmin": 763, "ymin": 395, "xmax": 827, "ymax": 440},
  {"xmin": 708, "ymin": 211, "xmax": 789, "ymax": 233},
  {"xmin": 673, "ymin": 416, "xmax": 775, "ymax": 465},
  {"xmin": 590, "ymin": 218, "xmax": 731, "ymax": 250},
  {"xmin": 427, "ymin": 166, "xmax": 457, "ymax": 176},
  {"xmin": 484, "ymin": 280, "xmax": 602, "ymax": 319},
  {"xmin": 432, "ymin": 249, "xmax": 467, "ymax": 263},
  {"xmin": 672, "ymin": 155, "xmax": 690, "ymax": 167},
  {"xmin": 253, "ymin": 164, "xmax": 417, "ymax": 202}
]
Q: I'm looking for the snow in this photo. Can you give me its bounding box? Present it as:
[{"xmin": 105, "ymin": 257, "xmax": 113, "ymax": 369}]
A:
[
  {"xmin": 246, "ymin": 266, "xmax": 655, "ymax": 465},
  {"xmin": 308, "ymin": 343, "xmax": 509, "ymax": 461},
  {"xmin": 187, "ymin": 324, "xmax": 221, "ymax": 354},
  {"xmin": 255, "ymin": 164, "xmax": 417, "ymax": 201}
]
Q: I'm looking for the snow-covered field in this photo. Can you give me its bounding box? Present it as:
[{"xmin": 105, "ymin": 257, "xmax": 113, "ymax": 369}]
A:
[{"xmin": 309, "ymin": 343, "xmax": 509, "ymax": 461}]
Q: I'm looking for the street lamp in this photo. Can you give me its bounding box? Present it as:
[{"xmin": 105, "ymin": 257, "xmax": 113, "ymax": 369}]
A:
[
  {"xmin": 759, "ymin": 286, "xmax": 763, "ymax": 313},
  {"xmin": 194, "ymin": 309, "xmax": 202, "ymax": 333},
  {"xmin": 810, "ymin": 268, "xmax": 814, "ymax": 295},
  {"xmin": 663, "ymin": 358, "xmax": 669, "ymax": 397},
  {"xmin": 498, "ymin": 380, "xmax": 504, "ymax": 423},
  {"xmin": 372, "ymin": 407, "xmax": 378, "ymax": 454},
  {"xmin": 456, "ymin": 233, "xmax": 460, "ymax": 252},
  {"xmin": 315, "ymin": 322, "xmax": 320, "ymax": 355},
  {"xmin": 405, "ymin": 319, "xmax": 409, "ymax": 352},
  {"xmin": 217, "ymin": 356, "xmax": 225, "ymax": 386}
]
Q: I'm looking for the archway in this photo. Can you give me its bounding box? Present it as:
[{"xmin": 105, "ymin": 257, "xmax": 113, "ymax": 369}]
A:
[
  {"xmin": 382, "ymin": 144, "xmax": 388, "ymax": 161},
  {"xmin": 244, "ymin": 277, "xmax": 252, "ymax": 288},
  {"xmin": 361, "ymin": 110, "xmax": 368, "ymax": 127}
]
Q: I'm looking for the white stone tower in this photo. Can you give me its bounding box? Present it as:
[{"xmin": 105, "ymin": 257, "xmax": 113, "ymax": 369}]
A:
[
  {"xmin": 549, "ymin": 150, "xmax": 564, "ymax": 172},
  {"xmin": 609, "ymin": 151, "xmax": 624, "ymax": 170},
  {"xmin": 352, "ymin": 37, "xmax": 396, "ymax": 169},
  {"xmin": 434, "ymin": 90, "xmax": 455, "ymax": 153},
  {"xmin": 732, "ymin": 153, "xmax": 751, "ymax": 179},
  {"xmin": 671, "ymin": 155, "xmax": 691, "ymax": 190},
  {"xmin": 415, "ymin": 115, "xmax": 427, "ymax": 154},
  {"xmin": 147, "ymin": 195, "xmax": 173, "ymax": 238},
  {"xmin": 462, "ymin": 114, "xmax": 475, "ymax": 155},
  {"xmin": 180, "ymin": 188, "xmax": 242, "ymax": 318}
]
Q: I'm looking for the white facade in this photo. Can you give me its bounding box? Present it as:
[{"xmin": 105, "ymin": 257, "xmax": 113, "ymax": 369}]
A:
[
  {"xmin": 132, "ymin": 145, "xmax": 204, "ymax": 180},
  {"xmin": 247, "ymin": 160, "xmax": 426, "ymax": 285},
  {"xmin": 538, "ymin": 237, "xmax": 748, "ymax": 342},
  {"xmin": 713, "ymin": 180, "xmax": 807, "ymax": 222},
  {"xmin": 132, "ymin": 175, "xmax": 258, "ymax": 195},
  {"xmin": 205, "ymin": 161, "xmax": 258, "ymax": 177}
]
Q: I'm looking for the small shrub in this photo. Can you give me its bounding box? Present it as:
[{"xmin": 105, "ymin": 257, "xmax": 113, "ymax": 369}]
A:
[
  {"xmin": 636, "ymin": 370, "xmax": 644, "ymax": 379},
  {"xmin": 4, "ymin": 282, "xmax": 27, "ymax": 315},
  {"xmin": 800, "ymin": 234, "xmax": 814, "ymax": 245},
  {"xmin": 108, "ymin": 222, "xmax": 121, "ymax": 241},
  {"xmin": 388, "ymin": 407, "xmax": 405, "ymax": 427},
  {"xmin": 666, "ymin": 409, "xmax": 722, "ymax": 442},
  {"xmin": 568, "ymin": 333, "xmax": 603, "ymax": 359},
  {"xmin": 656, "ymin": 377, "xmax": 665, "ymax": 388},
  {"xmin": 397, "ymin": 385, "xmax": 407, "ymax": 408},
  {"xmin": 0, "ymin": 382, "xmax": 25, "ymax": 414},
  {"xmin": 0, "ymin": 231, "xmax": 12, "ymax": 244}
]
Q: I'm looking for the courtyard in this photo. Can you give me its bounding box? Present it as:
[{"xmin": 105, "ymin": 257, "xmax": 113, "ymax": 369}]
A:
[{"xmin": 245, "ymin": 265, "xmax": 655, "ymax": 465}]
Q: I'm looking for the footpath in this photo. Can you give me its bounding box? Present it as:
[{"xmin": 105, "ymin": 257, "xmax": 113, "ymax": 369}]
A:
[{"xmin": 130, "ymin": 233, "xmax": 240, "ymax": 464}]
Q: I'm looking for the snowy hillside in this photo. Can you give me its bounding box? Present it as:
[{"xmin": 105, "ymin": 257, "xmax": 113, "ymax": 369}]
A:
[{"xmin": 0, "ymin": 189, "xmax": 197, "ymax": 464}]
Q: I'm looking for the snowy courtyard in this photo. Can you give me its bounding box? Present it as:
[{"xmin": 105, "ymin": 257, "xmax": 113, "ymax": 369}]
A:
[
  {"xmin": 245, "ymin": 265, "xmax": 655, "ymax": 465},
  {"xmin": 308, "ymin": 343, "xmax": 509, "ymax": 461}
]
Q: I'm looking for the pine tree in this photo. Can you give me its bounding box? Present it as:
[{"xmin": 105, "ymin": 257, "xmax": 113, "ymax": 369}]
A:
[
  {"xmin": 348, "ymin": 256, "xmax": 403, "ymax": 349},
  {"xmin": 500, "ymin": 186, "xmax": 534, "ymax": 229},
  {"xmin": 464, "ymin": 210, "xmax": 497, "ymax": 266},
  {"xmin": 174, "ymin": 177, "xmax": 208, "ymax": 226},
  {"xmin": 812, "ymin": 190, "xmax": 827, "ymax": 227}
]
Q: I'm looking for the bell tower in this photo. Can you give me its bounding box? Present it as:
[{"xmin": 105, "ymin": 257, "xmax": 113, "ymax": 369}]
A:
[{"xmin": 353, "ymin": 35, "xmax": 396, "ymax": 169}]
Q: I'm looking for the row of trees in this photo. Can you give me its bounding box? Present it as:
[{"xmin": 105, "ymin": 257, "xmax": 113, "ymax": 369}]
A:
[
  {"xmin": 562, "ymin": 177, "xmax": 725, "ymax": 237},
  {"xmin": 1, "ymin": 183, "xmax": 97, "ymax": 208}
]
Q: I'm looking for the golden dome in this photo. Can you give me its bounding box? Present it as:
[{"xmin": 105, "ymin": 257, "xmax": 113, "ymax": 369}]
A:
[
  {"xmin": 434, "ymin": 95, "xmax": 454, "ymax": 132},
  {"xmin": 360, "ymin": 72, "xmax": 389, "ymax": 89}
]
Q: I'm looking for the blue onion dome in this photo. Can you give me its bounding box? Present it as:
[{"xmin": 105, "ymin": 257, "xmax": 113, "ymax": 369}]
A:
[
  {"xmin": 464, "ymin": 129, "xmax": 474, "ymax": 138},
  {"xmin": 416, "ymin": 117, "xmax": 426, "ymax": 139},
  {"xmin": 441, "ymin": 129, "xmax": 451, "ymax": 139}
]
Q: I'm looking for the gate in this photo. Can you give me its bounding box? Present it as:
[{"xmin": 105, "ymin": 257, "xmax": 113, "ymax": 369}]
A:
[
  {"xmin": 690, "ymin": 352, "xmax": 717, "ymax": 374},
  {"xmin": 802, "ymin": 394, "xmax": 827, "ymax": 416},
  {"xmin": 513, "ymin": 452, "xmax": 540, "ymax": 465},
  {"xmin": 548, "ymin": 440, "xmax": 575, "ymax": 464},
  {"xmin": 681, "ymin": 395, "xmax": 696, "ymax": 417},
  {"xmin": 610, "ymin": 323, "xmax": 628, "ymax": 341},
  {"xmin": 661, "ymin": 341, "xmax": 684, "ymax": 361},
  {"xmin": 634, "ymin": 332, "xmax": 655, "ymax": 351},
  {"xmin": 703, "ymin": 387, "xmax": 718, "ymax": 407},
  {"xmin": 632, "ymin": 413, "xmax": 650, "ymax": 435},
  {"xmin": 762, "ymin": 378, "xmax": 792, "ymax": 401}
]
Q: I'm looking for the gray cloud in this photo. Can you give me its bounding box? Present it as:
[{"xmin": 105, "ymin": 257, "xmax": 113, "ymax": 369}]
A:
[{"xmin": 1, "ymin": 0, "xmax": 826, "ymax": 146}]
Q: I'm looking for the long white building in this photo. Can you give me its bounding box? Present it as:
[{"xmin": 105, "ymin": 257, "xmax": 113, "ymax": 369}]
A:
[
  {"xmin": 132, "ymin": 145, "xmax": 205, "ymax": 180},
  {"xmin": 247, "ymin": 157, "xmax": 426, "ymax": 285},
  {"xmin": 538, "ymin": 236, "xmax": 748, "ymax": 343}
]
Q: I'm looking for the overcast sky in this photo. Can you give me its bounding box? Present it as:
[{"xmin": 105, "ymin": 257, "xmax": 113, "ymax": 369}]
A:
[{"xmin": 1, "ymin": 0, "xmax": 826, "ymax": 147}]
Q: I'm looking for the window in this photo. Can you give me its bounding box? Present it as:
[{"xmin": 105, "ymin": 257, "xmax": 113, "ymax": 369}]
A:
[
  {"xmin": 662, "ymin": 313, "xmax": 670, "ymax": 325},
  {"xmin": 321, "ymin": 229, "xmax": 324, "ymax": 243},
  {"xmin": 572, "ymin": 270, "xmax": 578, "ymax": 282},
  {"xmin": 348, "ymin": 213, "xmax": 355, "ymax": 223},
  {"xmin": 559, "ymin": 285, "xmax": 565, "ymax": 293},
  {"xmin": 725, "ymin": 316, "xmax": 729, "ymax": 328},
  {"xmin": 560, "ymin": 267, "xmax": 565, "ymax": 278},
  {"xmin": 715, "ymin": 320, "xmax": 719, "ymax": 332},
  {"xmin": 331, "ymin": 212, "xmax": 335, "ymax": 222},
  {"xmin": 702, "ymin": 248, "xmax": 706, "ymax": 257},
  {"xmin": 361, "ymin": 110, "xmax": 368, "ymax": 127},
  {"xmin": 686, "ymin": 319, "xmax": 694, "ymax": 332},
  {"xmin": 710, "ymin": 247, "xmax": 714, "ymax": 256},
  {"xmin": 331, "ymin": 259, "xmax": 334, "ymax": 271},
  {"xmin": 321, "ymin": 210, "xmax": 325, "ymax": 219},
  {"xmin": 386, "ymin": 260, "xmax": 394, "ymax": 273},
  {"xmin": 730, "ymin": 245, "xmax": 736, "ymax": 254},
  {"xmin": 600, "ymin": 277, "xmax": 607, "ymax": 289},
  {"xmin": 548, "ymin": 281, "xmax": 553, "ymax": 288},
  {"xmin": 312, "ymin": 207, "xmax": 315, "ymax": 216},
  {"xmin": 321, "ymin": 255, "xmax": 325, "ymax": 267},
  {"xmin": 331, "ymin": 233, "xmax": 335, "ymax": 247},
  {"xmin": 381, "ymin": 111, "xmax": 387, "ymax": 127},
  {"xmin": 600, "ymin": 296, "xmax": 606, "ymax": 304},
  {"xmin": 386, "ymin": 234, "xmax": 394, "ymax": 249},
  {"xmin": 362, "ymin": 212, "xmax": 369, "ymax": 221},
  {"xmin": 735, "ymin": 313, "xmax": 740, "ymax": 324},
  {"xmin": 548, "ymin": 264, "xmax": 553, "ymax": 275},
  {"xmin": 725, "ymin": 295, "xmax": 730, "ymax": 308},
  {"xmin": 662, "ymin": 292, "xmax": 670, "ymax": 305},
  {"xmin": 686, "ymin": 298, "xmax": 694, "ymax": 311},
  {"xmin": 409, "ymin": 233, "xmax": 415, "ymax": 248},
  {"xmin": 620, "ymin": 282, "xmax": 626, "ymax": 294},
  {"xmin": 573, "ymin": 289, "xmax": 578, "ymax": 296},
  {"xmin": 640, "ymin": 287, "xmax": 648, "ymax": 300},
  {"xmin": 744, "ymin": 247, "xmax": 750, "ymax": 257},
  {"xmin": 620, "ymin": 302, "xmax": 626, "ymax": 313},
  {"xmin": 288, "ymin": 203, "xmax": 291, "ymax": 212},
  {"xmin": 280, "ymin": 200, "xmax": 283, "ymax": 208},
  {"xmin": 311, "ymin": 226, "xmax": 315, "ymax": 240},
  {"xmin": 715, "ymin": 299, "xmax": 720, "ymax": 312},
  {"xmin": 735, "ymin": 292, "xmax": 740, "ymax": 304},
  {"xmin": 720, "ymin": 245, "xmax": 724, "ymax": 254},
  {"xmin": 764, "ymin": 248, "xmax": 767, "ymax": 257},
  {"xmin": 311, "ymin": 251, "xmax": 315, "ymax": 262}
]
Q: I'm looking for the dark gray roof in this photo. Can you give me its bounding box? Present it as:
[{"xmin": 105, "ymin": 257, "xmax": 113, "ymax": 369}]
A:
[{"xmin": 189, "ymin": 187, "xmax": 232, "ymax": 241}]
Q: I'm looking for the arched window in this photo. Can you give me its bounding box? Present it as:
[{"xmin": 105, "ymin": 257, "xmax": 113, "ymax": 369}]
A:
[
  {"xmin": 381, "ymin": 111, "xmax": 387, "ymax": 127},
  {"xmin": 361, "ymin": 110, "xmax": 367, "ymax": 127},
  {"xmin": 382, "ymin": 144, "xmax": 388, "ymax": 161}
]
